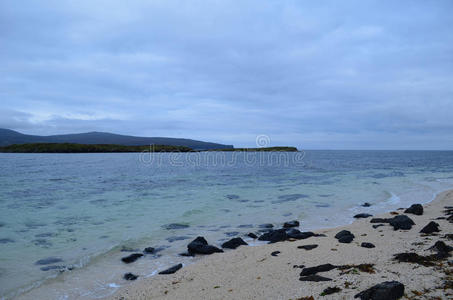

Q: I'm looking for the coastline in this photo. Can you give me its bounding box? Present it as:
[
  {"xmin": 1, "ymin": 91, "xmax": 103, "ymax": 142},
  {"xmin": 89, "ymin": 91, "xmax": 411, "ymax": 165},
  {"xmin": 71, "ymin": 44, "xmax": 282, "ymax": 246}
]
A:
[{"xmin": 107, "ymin": 189, "xmax": 453, "ymax": 300}]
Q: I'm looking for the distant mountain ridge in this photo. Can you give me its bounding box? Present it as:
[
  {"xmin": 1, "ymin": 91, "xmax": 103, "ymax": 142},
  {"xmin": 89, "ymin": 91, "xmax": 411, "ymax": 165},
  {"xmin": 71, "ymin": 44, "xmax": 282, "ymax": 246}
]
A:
[{"xmin": 0, "ymin": 128, "xmax": 234, "ymax": 150}]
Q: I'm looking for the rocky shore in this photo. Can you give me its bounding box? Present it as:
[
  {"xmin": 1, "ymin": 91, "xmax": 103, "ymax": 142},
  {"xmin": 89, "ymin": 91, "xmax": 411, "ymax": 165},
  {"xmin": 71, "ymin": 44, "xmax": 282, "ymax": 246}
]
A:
[{"xmin": 108, "ymin": 190, "xmax": 453, "ymax": 300}]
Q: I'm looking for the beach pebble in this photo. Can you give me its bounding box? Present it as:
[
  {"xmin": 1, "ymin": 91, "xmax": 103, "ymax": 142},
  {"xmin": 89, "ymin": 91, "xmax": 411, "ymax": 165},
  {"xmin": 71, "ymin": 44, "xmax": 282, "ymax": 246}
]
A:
[
  {"xmin": 404, "ymin": 204, "xmax": 423, "ymax": 215},
  {"xmin": 187, "ymin": 236, "xmax": 223, "ymax": 255},
  {"xmin": 297, "ymin": 244, "xmax": 318, "ymax": 250},
  {"xmin": 420, "ymin": 221, "xmax": 440, "ymax": 234},
  {"xmin": 158, "ymin": 263, "xmax": 183, "ymax": 275},
  {"xmin": 354, "ymin": 213, "xmax": 373, "ymax": 219},
  {"xmin": 121, "ymin": 253, "xmax": 143, "ymax": 264},
  {"xmin": 361, "ymin": 242, "xmax": 375, "ymax": 248},
  {"xmin": 429, "ymin": 241, "xmax": 453, "ymax": 254},
  {"xmin": 221, "ymin": 237, "xmax": 248, "ymax": 249},
  {"xmin": 123, "ymin": 273, "xmax": 138, "ymax": 280},
  {"xmin": 283, "ymin": 220, "xmax": 300, "ymax": 228},
  {"xmin": 389, "ymin": 215, "xmax": 415, "ymax": 230},
  {"xmin": 372, "ymin": 224, "xmax": 385, "ymax": 229},
  {"xmin": 271, "ymin": 251, "xmax": 280, "ymax": 257},
  {"xmin": 354, "ymin": 281, "xmax": 404, "ymax": 300}
]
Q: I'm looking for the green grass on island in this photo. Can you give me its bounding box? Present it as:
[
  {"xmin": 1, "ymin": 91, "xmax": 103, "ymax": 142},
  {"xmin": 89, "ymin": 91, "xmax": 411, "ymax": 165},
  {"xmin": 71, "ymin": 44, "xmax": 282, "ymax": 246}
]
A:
[
  {"xmin": 0, "ymin": 143, "xmax": 193, "ymax": 153},
  {"xmin": 0, "ymin": 143, "xmax": 298, "ymax": 153},
  {"xmin": 208, "ymin": 146, "xmax": 298, "ymax": 152}
]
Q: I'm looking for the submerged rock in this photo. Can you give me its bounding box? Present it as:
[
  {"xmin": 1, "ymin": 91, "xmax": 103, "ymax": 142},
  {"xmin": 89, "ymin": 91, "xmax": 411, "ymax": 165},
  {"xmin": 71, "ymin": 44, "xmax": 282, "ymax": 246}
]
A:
[
  {"xmin": 123, "ymin": 273, "xmax": 138, "ymax": 280},
  {"xmin": 420, "ymin": 221, "xmax": 440, "ymax": 234},
  {"xmin": 361, "ymin": 242, "xmax": 375, "ymax": 248},
  {"xmin": 121, "ymin": 253, "xmax": 143, "ymax": 264},
  {"xmin": 159, "ymin": 263, "xmax": 183, "ymax": 275},
  {"xmin": 187, "ymin": 236, "xmax": 223, "ymax": 255},
  {"xmin": 361, "ymin": 202, "xmax": 372, "ymax": 207},
  {"xmin": 162, "ymin": 223, "xmax": 190, "ymax": 230},
  {"xmin": 389, "ymin": 215, "xmax": 415, "ymax": 230},
  {"xmin": 258, "ymin": 223, "xmax": 274, "ymax": 229},
  {"xmin": 354, "ymin": 281, "xmax": 404, "ymax": 300},
  {"xmin": 247, "ymin": 232, "xmax": 258, "ymax": 239},
  {"xmin": 334, "ymin": 230, "xmax": 355, "ymax": 243},
  {"xmin": 404, "ymin": 204, "xmax": 423, "ymax": 216},
  {"xmin": 300, "ymin": 263, "xmax": 336, "ymax": 276},
  {"xmin": 35, "ymin": 257, "xmax": 63, "ymax": 265},
  {"xmin": 40, "ymin": 265, "xmax": 66, "ymax": 271},
  {"xmin": 143, "ymin": 247, "xmax": 155, "ymax": 254},
  {"xmin": 283, "ymin": 220, "xmax": 300, "ymax": 228},
  {"xmin": 221, "ymin": 237, "xmax": 248, "ymax": 249},
  {"xmin": 354, "ymin": 213, "xmax": 373, "ymax": 219}
]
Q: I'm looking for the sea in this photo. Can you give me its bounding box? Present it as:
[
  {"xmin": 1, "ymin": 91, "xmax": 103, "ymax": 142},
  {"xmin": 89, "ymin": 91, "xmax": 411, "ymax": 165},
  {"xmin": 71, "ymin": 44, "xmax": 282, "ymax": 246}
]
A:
[{"xmin": 1, "ymin": 150, "xmax": 453, "ymax": 299}]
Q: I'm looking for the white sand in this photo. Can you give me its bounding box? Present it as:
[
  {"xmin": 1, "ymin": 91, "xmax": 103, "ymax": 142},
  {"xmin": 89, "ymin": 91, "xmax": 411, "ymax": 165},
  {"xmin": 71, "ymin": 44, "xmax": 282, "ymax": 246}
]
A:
[{"xmin": 108, "ymin": 190, "xmax": 453, "ymax": 300}]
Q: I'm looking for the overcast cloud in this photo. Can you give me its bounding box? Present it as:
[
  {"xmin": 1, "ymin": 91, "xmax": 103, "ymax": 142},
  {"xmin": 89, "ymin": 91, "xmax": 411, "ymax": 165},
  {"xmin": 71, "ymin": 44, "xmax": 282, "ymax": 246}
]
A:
[{"xmin": 1, "ymin": 0, "xmax": 452, "ymax": 149}]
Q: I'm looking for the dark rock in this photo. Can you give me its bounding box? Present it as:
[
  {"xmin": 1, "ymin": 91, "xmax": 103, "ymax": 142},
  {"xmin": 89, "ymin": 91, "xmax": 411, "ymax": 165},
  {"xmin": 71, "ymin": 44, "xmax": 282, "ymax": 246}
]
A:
[
  {"xmin": 372, "ymin": 224, "xmax": 385, "ymax": 229},
  {"xmin": 370, "ymin": 218, "xmax": 391, "ymax": 223},
  {"xmin": 258, "ymin": 229, "xmax": 288, "ymax": 243},
  {"xmin": 393, "ymin": 252, "xmax": 438, "ymax": 266},
  {"xmin": 404, "ymin": 204, "xmax": 423, "ymax": 215},
  {"xmin": 221, "ymin": 237, "xmax": 248, "ymax": 249},
  {"xmin": 121, "ymin": 253, "xmax": 144, "ymax": 264},
  {"xmin": 420, "ymin": 221, "xmax": 440, "ymax": 234},
  {"xmin": 35, "ymin": 257, "xmax": 63, "ymax": 265},
  {"xmin": 238, "ymin": 224, "xmax": 253, "ymax": 228},
  {"xmin": 162, "ymin": 223, "xmax": 189, "ymax": 230},
  {"xmin": 258, "ymin": 223, "xmax": 274, "ymax": 229},
  {"xmin": 143, "ymin": 247, "xmax": 155, "ymax": 254},
  {"xmin": 247, "ymin": 232, "xmax": 258, "ymax": 239},
  {"xmin": 429, "ymin": 241, "xmax": 453, "ymax": 253},
  {"xmin": 335, "ymin": 230, "xmax": 355, "ymax": 243},
  {"xmin": 178, "ymin": 252, "xmax": 194, "ymax": 257},
  {"xmin": 354, "ymin": 281, "xmax": 404, "ymax": 300},
  {"xmin": 123, "ymin": 273, "xmax": 138, "ymax": 280},
  {"xmin": 362, "ymin": 202, "xmax": 372, "ymax": 207},
  {"xmin": 271, "ymin": 251, "xmax": 280, "ymax": 257},
  {"xmin": 354, "ymin": 213, "xmax": 373, "ymax": 219},
  {"xmin": 287, "ymin": 229, "xmax": 315, "ymax": 240},
  {"xmin": 389, "ymin": 215, "xmax": 415, "ymax": 230},
  {"xmin": 300, "ymin": 263, "xmax": 336, "ymax": 276},
  {"xmin": 322, "ymin": 286, "xmax": 342, "ymax": 295},
  {"xmin": 187, "ymin": 236, "xmax": 223, "ymax": 255},
  {"xmin": 297, "ymin": 244, "xmax": 318, "ymax": 250},
  {"xmin": 283, "ymin": 220, "xmax": 300, "ymax": 228},
  {"xmin": 158, "ymin": 263, "xmax": 183, "ymax": 275},
  {"xmin": 361, "ymin": 242, "xmax": 375, "ymax": 248},
  {"xmin": 299, "ymin": 275, "xmax": 332, "ymax": 282}
]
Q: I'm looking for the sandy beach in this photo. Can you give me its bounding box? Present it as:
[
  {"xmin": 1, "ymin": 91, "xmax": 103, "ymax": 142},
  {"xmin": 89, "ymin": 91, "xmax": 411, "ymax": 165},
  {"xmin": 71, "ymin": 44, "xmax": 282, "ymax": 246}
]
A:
[{"xmin": 108, "ymin": 190, "xmax": 453, "ymax": 300}]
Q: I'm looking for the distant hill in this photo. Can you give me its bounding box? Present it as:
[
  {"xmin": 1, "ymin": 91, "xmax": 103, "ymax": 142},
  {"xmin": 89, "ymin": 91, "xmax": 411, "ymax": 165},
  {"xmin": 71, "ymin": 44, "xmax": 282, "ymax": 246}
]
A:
[{"xmin": 0, "ymin": 129, "xmax": 234, "ymax": 150}]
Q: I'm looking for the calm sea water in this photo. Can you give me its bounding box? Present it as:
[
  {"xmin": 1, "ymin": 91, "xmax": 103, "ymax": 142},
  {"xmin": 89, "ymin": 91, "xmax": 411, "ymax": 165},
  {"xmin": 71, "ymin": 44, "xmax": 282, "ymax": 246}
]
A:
[{"xmin": 1, "ymin": 151, "xmax": 453, "ymax": 299}]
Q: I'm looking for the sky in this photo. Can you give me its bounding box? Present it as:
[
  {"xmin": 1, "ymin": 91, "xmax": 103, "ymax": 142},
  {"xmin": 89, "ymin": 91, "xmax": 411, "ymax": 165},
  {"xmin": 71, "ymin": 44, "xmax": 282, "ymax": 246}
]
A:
[{"xmin": 1, "ymin": 0, "xmax": 453, "ymax": 149}]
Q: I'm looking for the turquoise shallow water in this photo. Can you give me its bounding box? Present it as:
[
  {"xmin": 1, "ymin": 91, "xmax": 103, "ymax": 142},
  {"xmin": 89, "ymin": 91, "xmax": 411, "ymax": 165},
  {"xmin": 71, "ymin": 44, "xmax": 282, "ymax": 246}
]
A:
[{"xmin": 1, "ymin": 151, "xmax": 453, "ymax": 299}]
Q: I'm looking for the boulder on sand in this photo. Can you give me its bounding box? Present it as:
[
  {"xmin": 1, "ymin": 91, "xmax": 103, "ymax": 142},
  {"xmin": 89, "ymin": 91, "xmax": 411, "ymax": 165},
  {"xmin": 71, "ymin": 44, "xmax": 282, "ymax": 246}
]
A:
[
  {"xmin": 221, "ymin": 237, "xmax": 248, "ymax": 249},
  {"xmin": 354, "ymin": 281, "xmax": 404, "ymax": 300},
  {"xmin": 404, "ymin": 204, "xmax": 423, "ymax": 215},
  {"xmin": 187, "ymin": 237, "xmax": 223, "ymax": 255}
]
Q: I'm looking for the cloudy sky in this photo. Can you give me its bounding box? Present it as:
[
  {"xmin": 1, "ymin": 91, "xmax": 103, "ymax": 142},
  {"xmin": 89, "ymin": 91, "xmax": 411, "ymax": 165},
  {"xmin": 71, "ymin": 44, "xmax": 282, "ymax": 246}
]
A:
[{"xmin": 1, "ymin": 0, "xmax": 452, "ymax": 149}]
